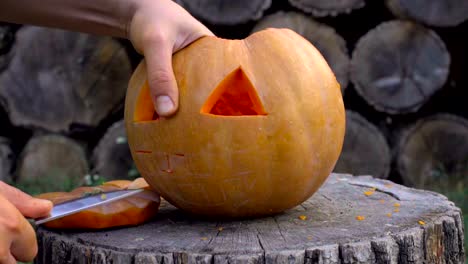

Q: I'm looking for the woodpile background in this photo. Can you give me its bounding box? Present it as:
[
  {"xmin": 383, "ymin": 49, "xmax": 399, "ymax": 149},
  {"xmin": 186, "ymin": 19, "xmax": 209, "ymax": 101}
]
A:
[{"xmin": 0, "ymin": 0, "xmax": 466, "ymax": 239}]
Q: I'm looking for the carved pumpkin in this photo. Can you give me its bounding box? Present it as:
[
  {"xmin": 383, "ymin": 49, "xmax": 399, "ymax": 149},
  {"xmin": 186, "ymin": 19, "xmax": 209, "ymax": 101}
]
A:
[
  {"xmin": 125, "ymin": 28, "xmax": 345, "ymax": 217},
  {"xmin": 36, "ymin": 178, "xmax": 160, "ymax": 229}
]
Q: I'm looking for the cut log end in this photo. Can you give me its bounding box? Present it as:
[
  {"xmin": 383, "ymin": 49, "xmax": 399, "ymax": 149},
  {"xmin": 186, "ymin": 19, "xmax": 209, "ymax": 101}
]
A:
[
  {"xmin": 0, "ymin": 24, "xmax": 15, "ymax": 54},
  {"xmin": 35, "ymin": 174, "xmax": 465, "ymax": 264},
  {"xmin": 252, "ymin": 11, "xmax": 349, "ymax": 92},
  {"xmin": 0, "ymin": 137, "xmax": 13, "ymax": 182},
  {"xmin": 334, "ymin": 111, "xmax": 391, "ymax": 179},
  {"xmin": 386, "ymin": 0, "xmax": 468, "ymax": 27},
  {"xmin": 176, "ymin": 0, "xmax": 272, "ymax": 25},
  {"xmin": 92, "ymin": 120, "xmax": 136, "ymax": 180},
  {"xmin": 0, "ymin": 26, "xmax": 132, "ymax": 132},
  {"xmin": 397, "ymin": 114, "xmax": 468, "ymax": 192},
  {"xmin": 351, "ymin": 20, "xmax": 450, "ymax": 114},
  {"xmin": 288, "ymin": 0, "xmax": 365, "ymax": 17},
  {"xmin": 0, "ymin": 24, "xmax": 16, "ymax": 72},
  {"xmin": 15, "ymin": 134, "xmax": 88, "ymax": 194}
]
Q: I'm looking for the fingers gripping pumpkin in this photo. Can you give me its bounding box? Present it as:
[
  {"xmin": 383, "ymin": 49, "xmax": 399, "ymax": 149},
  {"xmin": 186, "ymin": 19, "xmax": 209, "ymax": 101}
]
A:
[
  {"xmin": 125, "ymin": 28, "xmax": 345, "ymax": 217},
  {"xmin": 36, "ymin": 178, "xmax": 160, "ymax": 229}
]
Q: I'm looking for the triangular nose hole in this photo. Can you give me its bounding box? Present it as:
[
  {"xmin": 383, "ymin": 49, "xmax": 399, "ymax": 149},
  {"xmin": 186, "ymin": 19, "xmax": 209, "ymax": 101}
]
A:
[{"xmin": 201, "ymin": 67, "xmax": 267, "ymax": 116}]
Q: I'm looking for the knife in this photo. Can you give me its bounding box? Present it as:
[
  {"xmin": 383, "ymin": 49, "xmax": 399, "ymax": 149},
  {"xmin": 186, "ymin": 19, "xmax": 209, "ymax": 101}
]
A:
[{"xmin": 34, "ymin": 188, "xmax": 145, "ymax": 225}]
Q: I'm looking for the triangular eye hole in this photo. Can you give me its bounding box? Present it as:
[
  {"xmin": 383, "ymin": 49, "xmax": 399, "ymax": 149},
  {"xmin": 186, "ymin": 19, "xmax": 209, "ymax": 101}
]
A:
[
  {"xmin": 134, "ymin": 82, "xmax": 159, "ymax": 122},
  {"xmin": 201, "ymin": 67, "xmax": 267, "ymax": 116}
]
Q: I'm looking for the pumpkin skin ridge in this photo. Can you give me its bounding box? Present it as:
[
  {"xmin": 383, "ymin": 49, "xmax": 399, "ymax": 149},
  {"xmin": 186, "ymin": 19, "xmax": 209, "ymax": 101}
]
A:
[
  {"xmin": 282, "ymin": 28, "xmax": 345, "ymax": 201},
  {"xmin": 125, "ymin": 28, "xmax": 345, "ymax": 218},
  {"xmin": 242, "ymin": 28, "xmax": 342, "ymax": 209}
]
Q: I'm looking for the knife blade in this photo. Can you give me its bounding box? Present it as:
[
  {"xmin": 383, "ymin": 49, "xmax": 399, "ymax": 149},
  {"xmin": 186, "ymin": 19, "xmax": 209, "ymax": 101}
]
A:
[{"xmin": 34, "ymin": 188, "xmax": 145, "ymax": 225}]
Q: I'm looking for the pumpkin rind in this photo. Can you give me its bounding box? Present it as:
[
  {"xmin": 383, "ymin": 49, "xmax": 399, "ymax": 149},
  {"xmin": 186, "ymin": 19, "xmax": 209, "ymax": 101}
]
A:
[
  {"xmin": 36, "ymin": 178, "xmax": 160, "ymax": 229},
  {"xmin": 125, "ymin": 28, "xmax": 345, "ymax": 217}
]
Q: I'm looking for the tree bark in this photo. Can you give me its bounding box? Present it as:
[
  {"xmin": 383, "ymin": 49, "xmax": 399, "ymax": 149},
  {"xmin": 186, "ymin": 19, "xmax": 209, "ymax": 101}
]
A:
[
  {"xmin": 176, "ymin": 0, "xmax": 271, "ymax": 25},
  {"xmin": 334, "ymin": 111, "xmax": 391, "ymax": 179},
  {"xmin": 350, "ymin": 20, "xmax": 450, "ymax": 114},
  {"xmin": 386, "ymin": 0, "xmax": 468, "ymax": 27},
  {"xmin": 92, "ymin": 120, "xmax": 136, "ymax": 180},
  {"xmin": 0, "ymin": 137, "xmax": 13, "ymax": 182},
  {"xmin": 15, "ymin": 134, "xmax": 89, "ymax": 193},
  {"xmin": 288, "ymin": 0, "xmax": 365, "ymax": 17},
  {"xmin": 0, "ymin": 26, "xmax": 132, "ymax": 133},
  {"xmin": 35, "ymin": 173, "xmax": 465, "ymax": 264},
  {"xmin": 252, "ymin": 11, "xmax": 349, "ymax": 92},
  {"xmin": 396, "ymin": 114, "xmax": 468, "ymax": 191}
]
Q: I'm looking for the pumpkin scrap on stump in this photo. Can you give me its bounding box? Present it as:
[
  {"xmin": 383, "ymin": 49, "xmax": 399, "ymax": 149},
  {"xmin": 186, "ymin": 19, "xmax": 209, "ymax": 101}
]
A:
[
  {"xmin": 36, "ymin": 178, "xmax": 160, "ymax": 229},
  {"xmin": 125, "ymin": 28, "xmax": 345, "ymax": 218}
]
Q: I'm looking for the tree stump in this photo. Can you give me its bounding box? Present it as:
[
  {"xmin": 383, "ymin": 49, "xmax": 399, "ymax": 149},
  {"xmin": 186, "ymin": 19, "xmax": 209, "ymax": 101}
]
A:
[
  {"xmin": 92, "ymin": 120, "xmax": 136, "ymax": 181},
  {"xmin": 252, "ymin": 11, "xmax": 349, "ymax": 92},
  {"xmin": 0, "ymin": 137, "xmax": 13, "ymax": 182},
  {"xmin": 0, "ymin": 26, "xmax": 132, "ymax": 132},
  {"xmin": 288, "ymin": 0, "xmax": 365, "ymax": 17},
  {"xmin": 176, "ymin": 0, "xmax": 271, "ymax": 25},
  {"xmin": 350, "ymin": 20, "xmax": 450, "ymax": 114},
  {"xmin": 15, "ymin": 134, "xmax": 88, "ymax": 194},
  {"xmin": 396, "ymin": 114, "xmax": 468, "ymax": 191},
  {"xmin": 35, "ymin": 173, "xmax": 465, "ymax": 264},
  {"xmin": 386, "ymin": 0, "xmax": 468, "ymax": 27},
  {"xmin": 334, "ymin": 111, "xmax": 391, "ymax": 179}
]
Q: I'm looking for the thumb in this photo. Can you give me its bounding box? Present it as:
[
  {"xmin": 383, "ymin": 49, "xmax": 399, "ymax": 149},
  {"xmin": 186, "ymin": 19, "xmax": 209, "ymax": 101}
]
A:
[
  {"xmin": 0, "ymin": 181, "xmax": 52, "ymax": 218},
  {"xmin": 144, "ymin": 39, "xmax": 179, "ymax": 117}
]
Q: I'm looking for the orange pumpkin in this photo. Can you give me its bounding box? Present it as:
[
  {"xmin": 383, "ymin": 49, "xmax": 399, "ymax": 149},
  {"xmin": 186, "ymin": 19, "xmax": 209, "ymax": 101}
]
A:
[
  {"xmin": 36, "ymin": 178, "xmax": 160, "ymax": 229},
  {"xmin": 125, "ymin": 28, "xmax": 345, "ymax": 218}
]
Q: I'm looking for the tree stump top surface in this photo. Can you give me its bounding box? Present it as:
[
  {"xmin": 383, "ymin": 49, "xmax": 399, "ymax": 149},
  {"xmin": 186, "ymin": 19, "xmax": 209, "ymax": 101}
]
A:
[{"xmin": 37, "ymin": 174, "xmax": 464, "ymax": 264}]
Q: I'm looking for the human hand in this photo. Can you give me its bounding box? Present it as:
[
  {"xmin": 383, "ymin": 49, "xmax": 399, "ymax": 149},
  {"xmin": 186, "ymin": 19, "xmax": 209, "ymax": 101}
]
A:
[
  {"xmin": 0, "ymin": 181, "xmax": 52, "ymax": 264},
  {"xmin": 128, "ymin": 0, "xmax": 214, "ymax": 117}
]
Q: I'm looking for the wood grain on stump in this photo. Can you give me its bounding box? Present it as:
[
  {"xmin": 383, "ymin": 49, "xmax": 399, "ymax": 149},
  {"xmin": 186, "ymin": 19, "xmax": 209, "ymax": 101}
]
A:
[
  {"xmin": 92, "ymin": 120, "xmax": 135, "ymax": 180},
  {"xmin": 350, "ymin": 20, "xmax": 450, "ymax": 114},
  {"xmin": 0, "ymin": 137, "xmax": 13, "ymax": 182},
  {"xmin": 252, "ymin": 11, "xmax": 349, "ymax": 92},
  {"xmin": 334, "ymin": 111, "xmax": 391, "ymax": 179},
  {"xmin": 288, "ymin": 0, "xmax": 365, "ymax": 17},
  {"xmin": 176, "ymin": 0, "xmax": 271, "ymax": 25},
  {"xmin": 396, "ymin": 114, "xmax": 468, "ymax": 191},
  {"xmin": 16, "ymin": 134, "xmax": 88, "ymax": 193},
  {"xmin": 386, "ymin": 0, "xmax": 468, "ymax": 27},
  {"xmin": 0, "ymin": 26, "xmax": 131, "ymax": 132},
  {"xmin": 35, "ymin": 174, "xmax": 465, "ymax": 264}
]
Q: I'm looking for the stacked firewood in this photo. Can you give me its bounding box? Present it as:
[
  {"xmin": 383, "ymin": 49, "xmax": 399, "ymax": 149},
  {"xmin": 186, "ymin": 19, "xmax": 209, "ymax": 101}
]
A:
[{"xmin": 0, "ymin": 0, "xmax": 467, "ymax": 195}]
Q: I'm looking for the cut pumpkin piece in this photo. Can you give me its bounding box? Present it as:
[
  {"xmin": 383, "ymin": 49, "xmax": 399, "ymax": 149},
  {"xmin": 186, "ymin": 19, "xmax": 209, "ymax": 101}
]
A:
[
  {"xmin": 201, "ymin": 67, "xmax": 267, "ymax": 116},
  {"xmin": 35, "ymin": 178, "xmax": 160, "ymax": 230}
]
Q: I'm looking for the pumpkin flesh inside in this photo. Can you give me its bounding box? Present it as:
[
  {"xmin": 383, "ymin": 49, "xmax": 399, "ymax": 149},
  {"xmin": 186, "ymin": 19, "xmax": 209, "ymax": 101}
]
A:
[{"xmin": 201, "ymin": 67, "xmax": 267, "ymax": 116}]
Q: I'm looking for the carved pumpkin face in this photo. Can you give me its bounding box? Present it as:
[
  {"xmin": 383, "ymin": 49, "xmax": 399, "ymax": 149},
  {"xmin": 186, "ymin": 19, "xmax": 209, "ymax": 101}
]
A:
[{"xmin": 125, "ymin": 28, "xmax": 345, "ymax": 218}]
